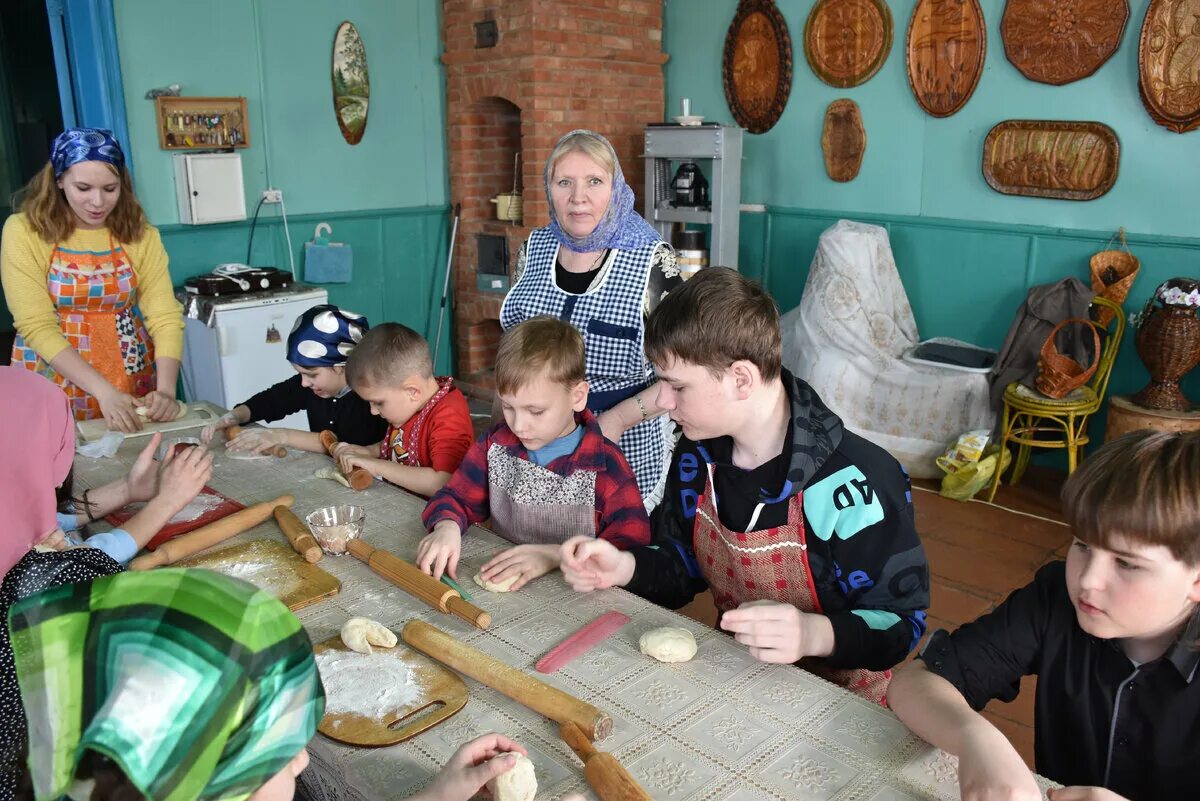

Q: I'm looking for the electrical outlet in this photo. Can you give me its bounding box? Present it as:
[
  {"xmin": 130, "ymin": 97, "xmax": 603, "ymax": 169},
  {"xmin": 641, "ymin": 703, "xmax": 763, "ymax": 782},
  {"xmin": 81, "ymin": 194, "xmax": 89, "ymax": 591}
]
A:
[{"xmin": 262, "ymin": 189, "xmax": 283, "ymax": 204}]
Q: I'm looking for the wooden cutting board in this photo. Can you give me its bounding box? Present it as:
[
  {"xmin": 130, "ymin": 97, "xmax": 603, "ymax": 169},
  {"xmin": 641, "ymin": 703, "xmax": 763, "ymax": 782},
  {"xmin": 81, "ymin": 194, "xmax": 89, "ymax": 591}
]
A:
[
  {"xmin": 313, "ymin": 635, "xmax": 468, "ymax": 747},
  {"xmin": 177, "ymin": 538, "xmax": 340, "ymax": 612},
  {"xmin": 76, "ymin": 400, "xmax": 227, "ymax": 442}
]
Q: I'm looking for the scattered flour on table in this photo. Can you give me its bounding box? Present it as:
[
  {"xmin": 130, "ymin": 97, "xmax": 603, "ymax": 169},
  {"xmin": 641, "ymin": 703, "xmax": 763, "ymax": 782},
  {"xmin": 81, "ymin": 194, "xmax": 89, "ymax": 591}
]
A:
[
  {"xmin": 166, "ymin": 493, "xmax": 226, "ymax": 523},
  {"xmin": 315, "ymin": 650, "xmax": 423, "ymax": 720},
  {"xmin": 196, "ymin": 541, "xmax": 303, "ymax": 599}
]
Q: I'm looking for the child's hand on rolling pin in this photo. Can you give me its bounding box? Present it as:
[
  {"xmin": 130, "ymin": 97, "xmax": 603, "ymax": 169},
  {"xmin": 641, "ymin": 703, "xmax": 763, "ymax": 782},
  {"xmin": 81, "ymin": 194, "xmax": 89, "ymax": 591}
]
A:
[
  {"xmin": 560, "ymin": 536, "xmax": 636, "ymax": 592},
  {"xmin": 124, "ymin": 433, "xmax": 164, "ymax": 502},
  {"xmin": 200, "ymin": 411, "xmax": 239, "ymax": 444},
  {"xmin": 153, "ymin": 444, "xmax": 213, "ymax": 518},
  {"xmin": 719, "ymin": 601, "xmax": 835, "ymax": 664},
  {"xmin": 480, "ymin": 544, "xmax": 560, "ymax": 591},
  {"xmin": 336, "ymin": 449, "xmax": 382, "ymax": 476},
  {"xmin": 331, "ymin": 440, "xmax": 374, "ymax": 465},
  {"xmin": 416, "ymin": 521, "xmax": 463, "ymax": 580},
  {"xmin": 225, "ymin": 428, "xmax": 287, "ymax": 455},
  {"xmin": 140, "ymin": 390, "xmax": 180, "ymax": 421}
]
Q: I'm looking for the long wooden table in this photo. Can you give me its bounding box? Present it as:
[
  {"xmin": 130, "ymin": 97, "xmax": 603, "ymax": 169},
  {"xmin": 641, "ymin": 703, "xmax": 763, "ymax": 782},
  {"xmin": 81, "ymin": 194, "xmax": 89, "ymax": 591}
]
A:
[{"xmin": 74, "ymin": 425, "xmax": 1058, "ymax": 801}]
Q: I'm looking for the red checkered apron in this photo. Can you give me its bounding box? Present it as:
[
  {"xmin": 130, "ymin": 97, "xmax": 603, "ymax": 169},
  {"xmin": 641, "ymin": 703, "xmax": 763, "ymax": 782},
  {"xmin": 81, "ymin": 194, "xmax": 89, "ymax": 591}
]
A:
[
  {"xmin": 10, "ymin": 238, "xmax": 155, "ymax": 420},
  {"xmin": 693, "ymin": 463, "xmax": 890, "ymax": 704}
]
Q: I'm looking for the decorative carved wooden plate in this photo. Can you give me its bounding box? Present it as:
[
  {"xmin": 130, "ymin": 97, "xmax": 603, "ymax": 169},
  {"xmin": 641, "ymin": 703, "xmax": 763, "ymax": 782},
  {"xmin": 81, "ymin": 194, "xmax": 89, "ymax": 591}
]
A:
[
  {"xmin": 803, "ymin": 0, "xmax": 894, "ymax": 88},
  {"xmin": 982, "ymin": 120, "xmax": 1120, "ymax": 201},
  {"xmin": 333, "ymin": 21, "xmax": 370, "ymax": 145},
  {"xmin": 723, "ymin": 0, "xmax": 794, "ymax": 134},
  {"xmin": 906, "ymin": 0, "xmax": 987, "ymax": 117},
  {"xmin": 1001, "ymin": 0, "xmax": 1129, "ymax": 85},
  {"xmin": 822, "ymin": 99, "xmax": 866, "ymax": 181},
  {"xmin": 1138, "ymin": 0, "xmax": 1200, "ymax": 133}
]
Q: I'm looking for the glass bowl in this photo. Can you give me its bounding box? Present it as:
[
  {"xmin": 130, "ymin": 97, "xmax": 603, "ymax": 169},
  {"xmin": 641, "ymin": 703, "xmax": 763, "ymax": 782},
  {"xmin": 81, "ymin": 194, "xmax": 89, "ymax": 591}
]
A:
[{"xmin": 305, "ymin": 505, "xmax": 365, "ymax": 555}]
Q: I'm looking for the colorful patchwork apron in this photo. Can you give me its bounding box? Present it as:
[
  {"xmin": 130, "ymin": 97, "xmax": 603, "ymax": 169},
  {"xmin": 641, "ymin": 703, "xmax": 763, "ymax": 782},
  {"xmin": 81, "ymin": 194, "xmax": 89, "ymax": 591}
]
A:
[
  {"xmin": 693, "ymin": 464, "xmax": 891, "ymax": 704},
  {"xmin": 10, "ymin": 238, "xmax": 155, "ymax": 420}
]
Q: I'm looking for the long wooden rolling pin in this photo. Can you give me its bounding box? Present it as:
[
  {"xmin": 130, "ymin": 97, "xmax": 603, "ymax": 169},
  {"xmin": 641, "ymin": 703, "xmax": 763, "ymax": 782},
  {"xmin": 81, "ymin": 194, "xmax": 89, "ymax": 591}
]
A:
[
  {"xmin": 318, "ymin": 430, "xmax": 373, "ymax": 490},
  {"xmin": 129, "ymin": 494, "xmax": 295, "ymax": 570},
  {"xmin": 272, "ymin": 505, "xmax": 323, "ymax": 563},
  {"xmin": 560, "ymin": 722, "xmax": 652, "ymax": 801},
  {"xmin": 403, "ymin": 620, "xmax": 614, "ymax": 741},
  {"xmin": 226, "ymin": 425, "xmax": 287, "ymax": 457},
  {"xmin": 347, "ymin": 540, "xmax": 490, "ymax": 629}
]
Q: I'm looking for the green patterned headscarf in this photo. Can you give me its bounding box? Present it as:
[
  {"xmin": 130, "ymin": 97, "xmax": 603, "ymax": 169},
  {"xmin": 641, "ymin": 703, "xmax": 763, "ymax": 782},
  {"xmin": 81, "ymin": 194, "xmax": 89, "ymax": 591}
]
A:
[{"xmin": 9, "ymin": 569, "xmax": 325, "ymax": 801}]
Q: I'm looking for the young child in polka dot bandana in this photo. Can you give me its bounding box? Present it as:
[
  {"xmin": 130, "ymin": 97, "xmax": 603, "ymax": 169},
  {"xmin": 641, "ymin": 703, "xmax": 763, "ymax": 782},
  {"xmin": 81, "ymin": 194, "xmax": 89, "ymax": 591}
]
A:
[{"xmin": 200, "ymin": 304, "xmax": 387, "ymax": 453}]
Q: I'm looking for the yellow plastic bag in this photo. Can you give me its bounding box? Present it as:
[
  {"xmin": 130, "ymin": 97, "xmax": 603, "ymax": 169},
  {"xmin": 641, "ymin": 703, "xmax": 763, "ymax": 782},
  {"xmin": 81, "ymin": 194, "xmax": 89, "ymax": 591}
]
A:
[{"xmin": 937, "ymin": 446, "xmax": 1012, "ymax": 502}]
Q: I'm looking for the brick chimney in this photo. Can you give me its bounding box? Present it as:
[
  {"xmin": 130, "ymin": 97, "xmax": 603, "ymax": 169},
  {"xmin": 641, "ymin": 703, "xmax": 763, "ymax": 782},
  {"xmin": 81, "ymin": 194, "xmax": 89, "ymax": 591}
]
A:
[{"xmin": 441, "ymin": 0, "xmax": 667, "ymax": 395}]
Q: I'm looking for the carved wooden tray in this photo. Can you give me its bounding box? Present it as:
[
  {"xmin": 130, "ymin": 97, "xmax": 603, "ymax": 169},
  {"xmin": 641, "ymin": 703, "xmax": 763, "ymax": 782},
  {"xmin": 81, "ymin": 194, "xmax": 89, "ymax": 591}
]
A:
[
  {"xmin": 906, "ymin": 0, "xmax": 987, "ymax": 117},
  {"xmin": 803, "ymin": 0, "xmax": 894, "ymax": 88},
  {"xmin": 723, "ymin": 0, "xmax": 794, "ymax": 134},
  {"xmin": 982, "ymin": 120, "xmax": 1120, "ymax": 201},
  {"xmin": 1138, "ymin": 0, "xmax": 1200, "ymax": 133},
  {"xmin": 822, "ymin": 99, "xmax": 867, "ymax": 182},
  {"xmin": 1001, "ymin": 0, "xmax": 1129, "ymax": 85}
]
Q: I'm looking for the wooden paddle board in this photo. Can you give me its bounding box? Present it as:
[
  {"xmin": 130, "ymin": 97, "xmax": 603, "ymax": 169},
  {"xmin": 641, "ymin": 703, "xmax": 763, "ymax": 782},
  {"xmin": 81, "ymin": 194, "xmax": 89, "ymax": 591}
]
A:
[
  {"xmin": 313, "ymin": 635, "xmax": 468, "ymax": 747},
  {"xmin": 76, "ymin": 400, "xmax": 227, "ymax": 442},
  {"xmin": 176, "ymin": 538, "xmax": 340, "ymax": 612},
  {"xmin": 107, "ymin": 486, "xmax": 244, "ymax": 550}
]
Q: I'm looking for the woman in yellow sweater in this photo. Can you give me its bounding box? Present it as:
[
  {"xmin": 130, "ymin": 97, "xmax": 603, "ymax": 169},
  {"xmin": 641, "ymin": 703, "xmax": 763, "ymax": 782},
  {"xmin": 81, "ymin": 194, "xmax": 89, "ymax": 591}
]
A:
[{"xmin": 1, "ymin": 128, "xmax": 183, "ymax": 432}]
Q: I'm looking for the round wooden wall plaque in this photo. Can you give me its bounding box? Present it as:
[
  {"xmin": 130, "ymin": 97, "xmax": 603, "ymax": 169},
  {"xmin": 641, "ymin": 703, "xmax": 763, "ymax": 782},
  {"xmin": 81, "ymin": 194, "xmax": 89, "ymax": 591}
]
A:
[
  {"xmin": 723, "ymin": 0, "xmax": 794, "ymax": 134},
  {"xmin": 906, "ymin": 0, "xmax": 987, "ymax": 118},
  {"xmin": 1001, "ymin": 0, "xmax": 1129, "ymax": 85},
  {"xmin": 1138, "ymin": 0, "xmax": 1200, "ymax": 133},
  {"xmin": 804, "ymin": 0, "xmax": 894, "ymax": 88}
]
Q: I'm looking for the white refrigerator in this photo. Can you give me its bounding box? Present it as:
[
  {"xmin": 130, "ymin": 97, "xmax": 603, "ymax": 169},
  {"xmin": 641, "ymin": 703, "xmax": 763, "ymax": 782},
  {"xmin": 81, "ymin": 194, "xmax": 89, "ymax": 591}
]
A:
[{"xmin": 182, "ymin": 286, "xmax": 329, "ymax": 430}]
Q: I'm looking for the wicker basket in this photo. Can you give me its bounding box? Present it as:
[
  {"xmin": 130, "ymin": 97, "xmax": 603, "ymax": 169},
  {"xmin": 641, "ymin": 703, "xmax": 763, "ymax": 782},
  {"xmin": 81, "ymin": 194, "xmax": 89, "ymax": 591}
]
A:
[
  {"xmin": 1035, "ymin": 318, "xmax": 1102, "ymax": 398},
  {"xmin": 1089, "ymin": 229, "xmax": 1140, "ymax": 327}
]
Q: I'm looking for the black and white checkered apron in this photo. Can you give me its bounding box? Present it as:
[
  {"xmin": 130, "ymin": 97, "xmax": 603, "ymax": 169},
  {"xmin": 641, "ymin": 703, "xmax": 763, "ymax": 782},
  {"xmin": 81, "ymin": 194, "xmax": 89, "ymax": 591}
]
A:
[{"xmin": 501, "ymin": 229, "xmax": 666, "ymax": 499}]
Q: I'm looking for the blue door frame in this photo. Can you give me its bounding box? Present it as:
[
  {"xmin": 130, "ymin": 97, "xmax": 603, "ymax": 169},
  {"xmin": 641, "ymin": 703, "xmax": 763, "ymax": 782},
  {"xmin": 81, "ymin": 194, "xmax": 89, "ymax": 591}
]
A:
[{"xmin": 45, "ymin": 0, "xmax": 131, "ymax": 168}]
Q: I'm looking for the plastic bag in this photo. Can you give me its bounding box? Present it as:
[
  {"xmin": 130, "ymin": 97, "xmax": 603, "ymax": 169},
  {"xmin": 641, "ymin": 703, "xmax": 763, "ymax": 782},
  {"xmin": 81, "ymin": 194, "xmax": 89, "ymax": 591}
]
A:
[{"xmin": 937, "ymin": 446, "xmax": 1011, "ymax": 502}]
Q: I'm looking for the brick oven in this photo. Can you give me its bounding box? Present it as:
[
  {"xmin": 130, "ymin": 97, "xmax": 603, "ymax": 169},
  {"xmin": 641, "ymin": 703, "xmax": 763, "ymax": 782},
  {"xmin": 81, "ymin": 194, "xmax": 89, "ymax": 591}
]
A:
[{"xmin": 441, "ymin": 0, "xmax": 667, "ymax": 395}]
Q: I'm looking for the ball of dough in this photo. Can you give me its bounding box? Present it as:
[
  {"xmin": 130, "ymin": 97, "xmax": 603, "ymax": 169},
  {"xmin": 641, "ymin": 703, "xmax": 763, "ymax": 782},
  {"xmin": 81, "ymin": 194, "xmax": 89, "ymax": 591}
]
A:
[
  {"xmin": 473, "ymin": 571, "xmax": 519, "ymax": 593},
  {"xmin": 486, "ymin": 753, "xmax": 537, "ymax": 801},
  {"xmin": 639, "ymin": 626, "xmax": 698, "ymax": 663},
  {"xmin": 340, "ymin": 617, "xmax": 397, "ymax": 654}
]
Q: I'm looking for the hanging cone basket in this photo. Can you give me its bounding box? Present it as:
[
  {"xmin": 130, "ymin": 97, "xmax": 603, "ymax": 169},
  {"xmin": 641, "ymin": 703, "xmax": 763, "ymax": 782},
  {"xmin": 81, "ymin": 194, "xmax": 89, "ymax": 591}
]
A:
[{"xmin": 1089, "ymin": 228, "xmax": 1140, "ymax": 327}]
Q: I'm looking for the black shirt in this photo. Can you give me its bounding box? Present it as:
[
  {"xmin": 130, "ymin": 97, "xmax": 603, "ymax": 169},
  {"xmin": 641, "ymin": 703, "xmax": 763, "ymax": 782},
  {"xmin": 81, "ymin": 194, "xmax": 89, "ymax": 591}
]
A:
[
  {"xmin": 554, "ymin": 252, "xmax": 609, "ymax": 295},
  {"xmin": 241, "ymin": 374, "xmax": 387, "ymax": 446},
  {"xmin": 701, "ymin": 418, "xmax": 793, "ymax": 533},
  {"xmin": 920, "ymin": 560, "xmax": 1200, "ymax": 800}
]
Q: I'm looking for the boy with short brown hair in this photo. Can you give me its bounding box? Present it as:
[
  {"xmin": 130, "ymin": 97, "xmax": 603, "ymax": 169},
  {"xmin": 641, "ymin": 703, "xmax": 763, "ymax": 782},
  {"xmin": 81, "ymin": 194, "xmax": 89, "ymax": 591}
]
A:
[
  {"xmin": 336, "ymin": 323, "xmax": 472, "ymax": 496},
  {"xmin": 889, "ymin": 430, "xmax": 1200, "ymax": 801},
  {"xmin": 561, "ymin": 268, "xmax": 929, "ymax": 703},
  {"xmin": 418, "ymin": 316, "xmax": 649, "ymax": 590}
]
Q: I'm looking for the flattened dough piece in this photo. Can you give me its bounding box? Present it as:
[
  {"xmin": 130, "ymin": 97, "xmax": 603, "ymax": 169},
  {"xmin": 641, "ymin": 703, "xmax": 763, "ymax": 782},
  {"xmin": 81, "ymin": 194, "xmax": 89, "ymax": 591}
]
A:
[
  {"xmin": 486, "ymin": 753, "xmax": 537, "ymax": 801},
  {"xmin": 314, "ymin": 467, "xmax": 352, "ymax": 488},
  {"xmin": 340, "ymin": 617, "xmax": 398, "ymax": 654},
  {"xmin": 639, "ymin": 626, "xmax": 698, "ymax": 663},
  {"xmin": 473, "ymin": 571, "xmax": 519, "ymax": 593}
]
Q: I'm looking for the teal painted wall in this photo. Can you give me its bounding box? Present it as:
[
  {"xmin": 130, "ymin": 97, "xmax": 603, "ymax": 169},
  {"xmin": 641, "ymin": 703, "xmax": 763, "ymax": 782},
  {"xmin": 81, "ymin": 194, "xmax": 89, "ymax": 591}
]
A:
[{"xmin": 667, "ymin": 0, "xmax": 1200, "ymax": 421}]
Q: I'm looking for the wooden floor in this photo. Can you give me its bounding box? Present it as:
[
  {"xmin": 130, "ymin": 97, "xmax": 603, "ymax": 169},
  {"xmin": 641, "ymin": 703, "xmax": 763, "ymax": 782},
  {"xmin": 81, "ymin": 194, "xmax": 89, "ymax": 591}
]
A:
[{"xmin": 677, "ymin": 465, "xmax": 1070, "ymax": 768}]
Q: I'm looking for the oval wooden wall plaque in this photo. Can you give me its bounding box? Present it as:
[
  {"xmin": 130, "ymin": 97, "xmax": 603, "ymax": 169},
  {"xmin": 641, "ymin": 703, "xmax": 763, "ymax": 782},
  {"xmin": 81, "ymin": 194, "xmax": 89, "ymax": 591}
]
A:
[
  {"xmin": 982, "ymin": 120, "xmax": 1120, "ymax": 201},
  {"xmin": 822, "ymin": 99, "xmax": 866, "ymax": 181},
  {"xmin": 1001, "ymin": 0, "xmax": 1129, "ymax": 85},
  {"xmin": 333, "ymin": 21, "xmax": 370, "ymax": 145},
  {"xmin": 803, "ymin": 0, "xmax": 894, "ymax": 88},
  {"xmin": 1138, "ymin": 0, "xmax": 1200, "ymax": 133},
  {"xmin": 723, "ymin": 0, "xmax": 794, "ymax": 134},
  {"xmin": 906, "ymin": 0, "xmax": 987, "ymax": 117}
]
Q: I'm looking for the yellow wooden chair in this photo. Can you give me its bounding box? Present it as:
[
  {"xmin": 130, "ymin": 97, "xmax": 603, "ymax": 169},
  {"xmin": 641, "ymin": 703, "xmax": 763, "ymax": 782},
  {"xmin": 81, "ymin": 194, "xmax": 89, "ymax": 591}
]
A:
[{"xmin": 987, "ymin": 296, "xmax": 1125, "ymax": 501}]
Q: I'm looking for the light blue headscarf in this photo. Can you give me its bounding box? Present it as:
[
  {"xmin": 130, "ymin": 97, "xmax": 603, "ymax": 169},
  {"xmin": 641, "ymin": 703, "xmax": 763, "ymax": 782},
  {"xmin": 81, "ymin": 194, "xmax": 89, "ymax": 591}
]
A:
[
  {"xmin": 544, "ymin": 130, "xmax": 661, "ymax": 253},
  {"xmin": 50, "ymin": 128, "xmax": 125, "ymax": 178}
]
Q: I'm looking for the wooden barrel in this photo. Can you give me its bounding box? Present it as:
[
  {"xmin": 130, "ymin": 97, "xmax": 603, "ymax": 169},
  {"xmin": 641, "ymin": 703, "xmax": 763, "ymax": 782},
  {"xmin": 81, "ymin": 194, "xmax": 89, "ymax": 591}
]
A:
[{"xmin": 1105, "ymin": 395, "xmax": 1200, "ymax": 442}]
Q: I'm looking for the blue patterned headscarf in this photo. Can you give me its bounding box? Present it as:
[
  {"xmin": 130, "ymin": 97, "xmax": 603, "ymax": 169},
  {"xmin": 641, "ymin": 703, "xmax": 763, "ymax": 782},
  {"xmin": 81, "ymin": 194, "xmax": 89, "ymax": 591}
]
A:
[
  {"xmin": 50, "ymin": 128, "xmax": 125, "ymax": 178},
  {"xmin": 287, "ymin": 305, "xmax": 368, "ymax": 367},
  {"xmin": 544, "ymin": 130, "xmax": 662, "ymax": 253}
]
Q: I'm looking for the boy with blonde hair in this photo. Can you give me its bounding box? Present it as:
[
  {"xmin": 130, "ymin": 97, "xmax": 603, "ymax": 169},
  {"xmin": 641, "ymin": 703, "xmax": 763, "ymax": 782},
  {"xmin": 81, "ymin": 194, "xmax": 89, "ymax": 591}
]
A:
[
  {"xmin": 889, "ymin": 430, "xmax": 1200, "ymax": 801},
  {"xmin": 337, "ymin": 323, "xmax": 472, "ymax": 496},
  {"xmin": 419, "ymin": 316, "xmax": 648, "ymax": 589},
  {"xmin": 560, "ymin": 268, "xmax": 928, "ymax": 703}
]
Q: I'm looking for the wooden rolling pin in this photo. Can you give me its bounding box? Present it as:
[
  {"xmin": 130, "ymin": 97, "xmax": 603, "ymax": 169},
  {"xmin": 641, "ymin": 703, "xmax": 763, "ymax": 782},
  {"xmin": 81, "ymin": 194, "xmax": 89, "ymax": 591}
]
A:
[
  {"xmin": 402, "ymin": 620, "xmax": 613, "ymax": 741},
  {"xmin": 560, "ymin": 722, "xmax": 652, "ymax": 801},
  {"xmin": 130, "ymin": 494, "xmax": 295, "ymax": 570},
  {"xmin": 319, "ymin": 430, "xmax": 373, "ymax": 490},
  {"xmin": 227, "ymin": 425, "xmax": 287, "ymax": 457},
  {"xmin": 272, "ymin": 505, "xmax": 323, "ymax": 563},
  {"xmin": 348, "ymin": 540, "xmax": 490, "ymax": 629}
]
